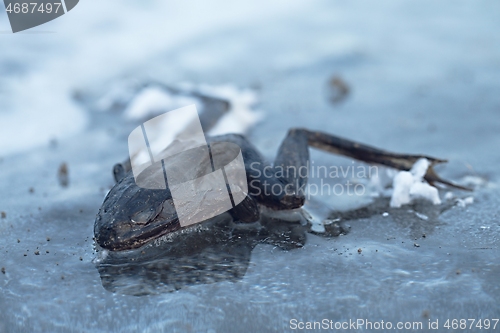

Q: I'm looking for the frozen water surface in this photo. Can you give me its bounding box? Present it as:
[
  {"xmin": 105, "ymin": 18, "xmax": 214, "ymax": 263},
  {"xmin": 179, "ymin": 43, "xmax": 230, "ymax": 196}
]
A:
[{"xmin": 1, "ymin": 1, "xmax": 499, "ymax": 332}]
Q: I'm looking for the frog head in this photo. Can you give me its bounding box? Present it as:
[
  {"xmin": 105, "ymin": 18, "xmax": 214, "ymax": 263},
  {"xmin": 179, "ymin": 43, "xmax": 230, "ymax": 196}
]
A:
[{"xmin": 94, "ymin": 173, "xmax": 180, "ymax": 251}]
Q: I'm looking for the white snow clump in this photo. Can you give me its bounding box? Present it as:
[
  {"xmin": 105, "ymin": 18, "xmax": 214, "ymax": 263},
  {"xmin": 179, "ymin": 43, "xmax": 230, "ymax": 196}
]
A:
[{"xmin": 390, "ymin": 158, "xmax": 441, "ymax": 208}]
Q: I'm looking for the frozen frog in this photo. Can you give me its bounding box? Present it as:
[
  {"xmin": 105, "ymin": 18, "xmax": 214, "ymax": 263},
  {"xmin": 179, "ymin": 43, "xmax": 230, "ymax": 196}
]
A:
[{"xmin": 94, "ymin": 128, "xmax": 468, "ymax": 251}]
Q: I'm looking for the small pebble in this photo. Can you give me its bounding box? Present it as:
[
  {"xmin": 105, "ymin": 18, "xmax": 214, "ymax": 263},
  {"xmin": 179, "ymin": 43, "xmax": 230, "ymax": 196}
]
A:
[
  {"xmin": 1, "ymin": 211, "xmax": 6, "ymax": 219},
  {"xmin": 414, "ymin": 243, "xmax": 420, "ymax": 248},
  {"xmin": 34, "ymin": 250, "xmax": 40, "ymax": 255},
  {"xmin": 357, "ymin": 248, "xmax": 362, "ymax": 254},
  {"xmin": 58, "ymin": 162, "xmax": 69, "ymax": 187},
  {"xmin": 1, "ymin": 267, "xmax": 5, "ymax": 274},
  {"xmin": 327, "ymin": 76, "xmax": 350, "ymax": 103}
]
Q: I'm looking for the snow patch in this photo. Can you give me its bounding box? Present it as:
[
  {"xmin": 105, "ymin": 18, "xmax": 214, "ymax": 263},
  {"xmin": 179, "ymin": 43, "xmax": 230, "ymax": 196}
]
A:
[
  {"xmin": 390, "ymin": 158, "xmax": 441, "ymax": 208},
  {"xmin": 102, "ymin": 83, "xmax": 263, "ymax": 136},
  {"xmin": 0, "ymin": 73, "xmax": 87, "ymax": 155},
  {"xmin": 200, "ymin": 84, "xmax": 263, "ymax": 135},
  {"xmin": 124, "ymin": 86, "xmax": 201, "ymax": 120},
  {"xmin": 456, "ymin": 196, "xmax": 474, "ymax": 208},
  {"xmin": 415, "ymin": 212, "xmax": 429, "ymax": 220}
]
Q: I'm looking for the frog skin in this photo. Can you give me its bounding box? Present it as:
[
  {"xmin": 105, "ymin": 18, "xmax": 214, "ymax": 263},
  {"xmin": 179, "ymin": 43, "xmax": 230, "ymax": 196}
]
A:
[{"xmin": 94, "ymin": 128, "xmax": 467, "ymax": 251}]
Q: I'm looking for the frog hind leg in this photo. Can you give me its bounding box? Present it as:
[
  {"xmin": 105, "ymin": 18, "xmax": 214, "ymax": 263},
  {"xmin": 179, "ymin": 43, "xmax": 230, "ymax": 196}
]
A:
[{"xmin": 272, "ymin": 128, "xmax": 470, "ymax": 208}]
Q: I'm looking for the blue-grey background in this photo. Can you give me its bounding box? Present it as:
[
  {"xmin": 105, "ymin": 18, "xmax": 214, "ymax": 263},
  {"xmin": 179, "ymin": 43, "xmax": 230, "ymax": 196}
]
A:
[{"xmin": 0, "ymin": 1, "xmax": 499, "ymax": 332}]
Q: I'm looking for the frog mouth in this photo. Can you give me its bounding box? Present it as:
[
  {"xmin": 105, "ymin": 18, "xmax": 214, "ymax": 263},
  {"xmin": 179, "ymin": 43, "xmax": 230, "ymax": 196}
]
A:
[{"xmin": 95, "ymin": 214, "xmax": 181, "ymax": 251}]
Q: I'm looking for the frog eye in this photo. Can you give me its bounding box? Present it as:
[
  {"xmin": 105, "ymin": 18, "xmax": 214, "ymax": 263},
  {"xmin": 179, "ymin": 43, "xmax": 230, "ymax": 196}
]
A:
[{"xmin": 131, "ymin": 207, "xmax": 158, "ymax": 225}]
